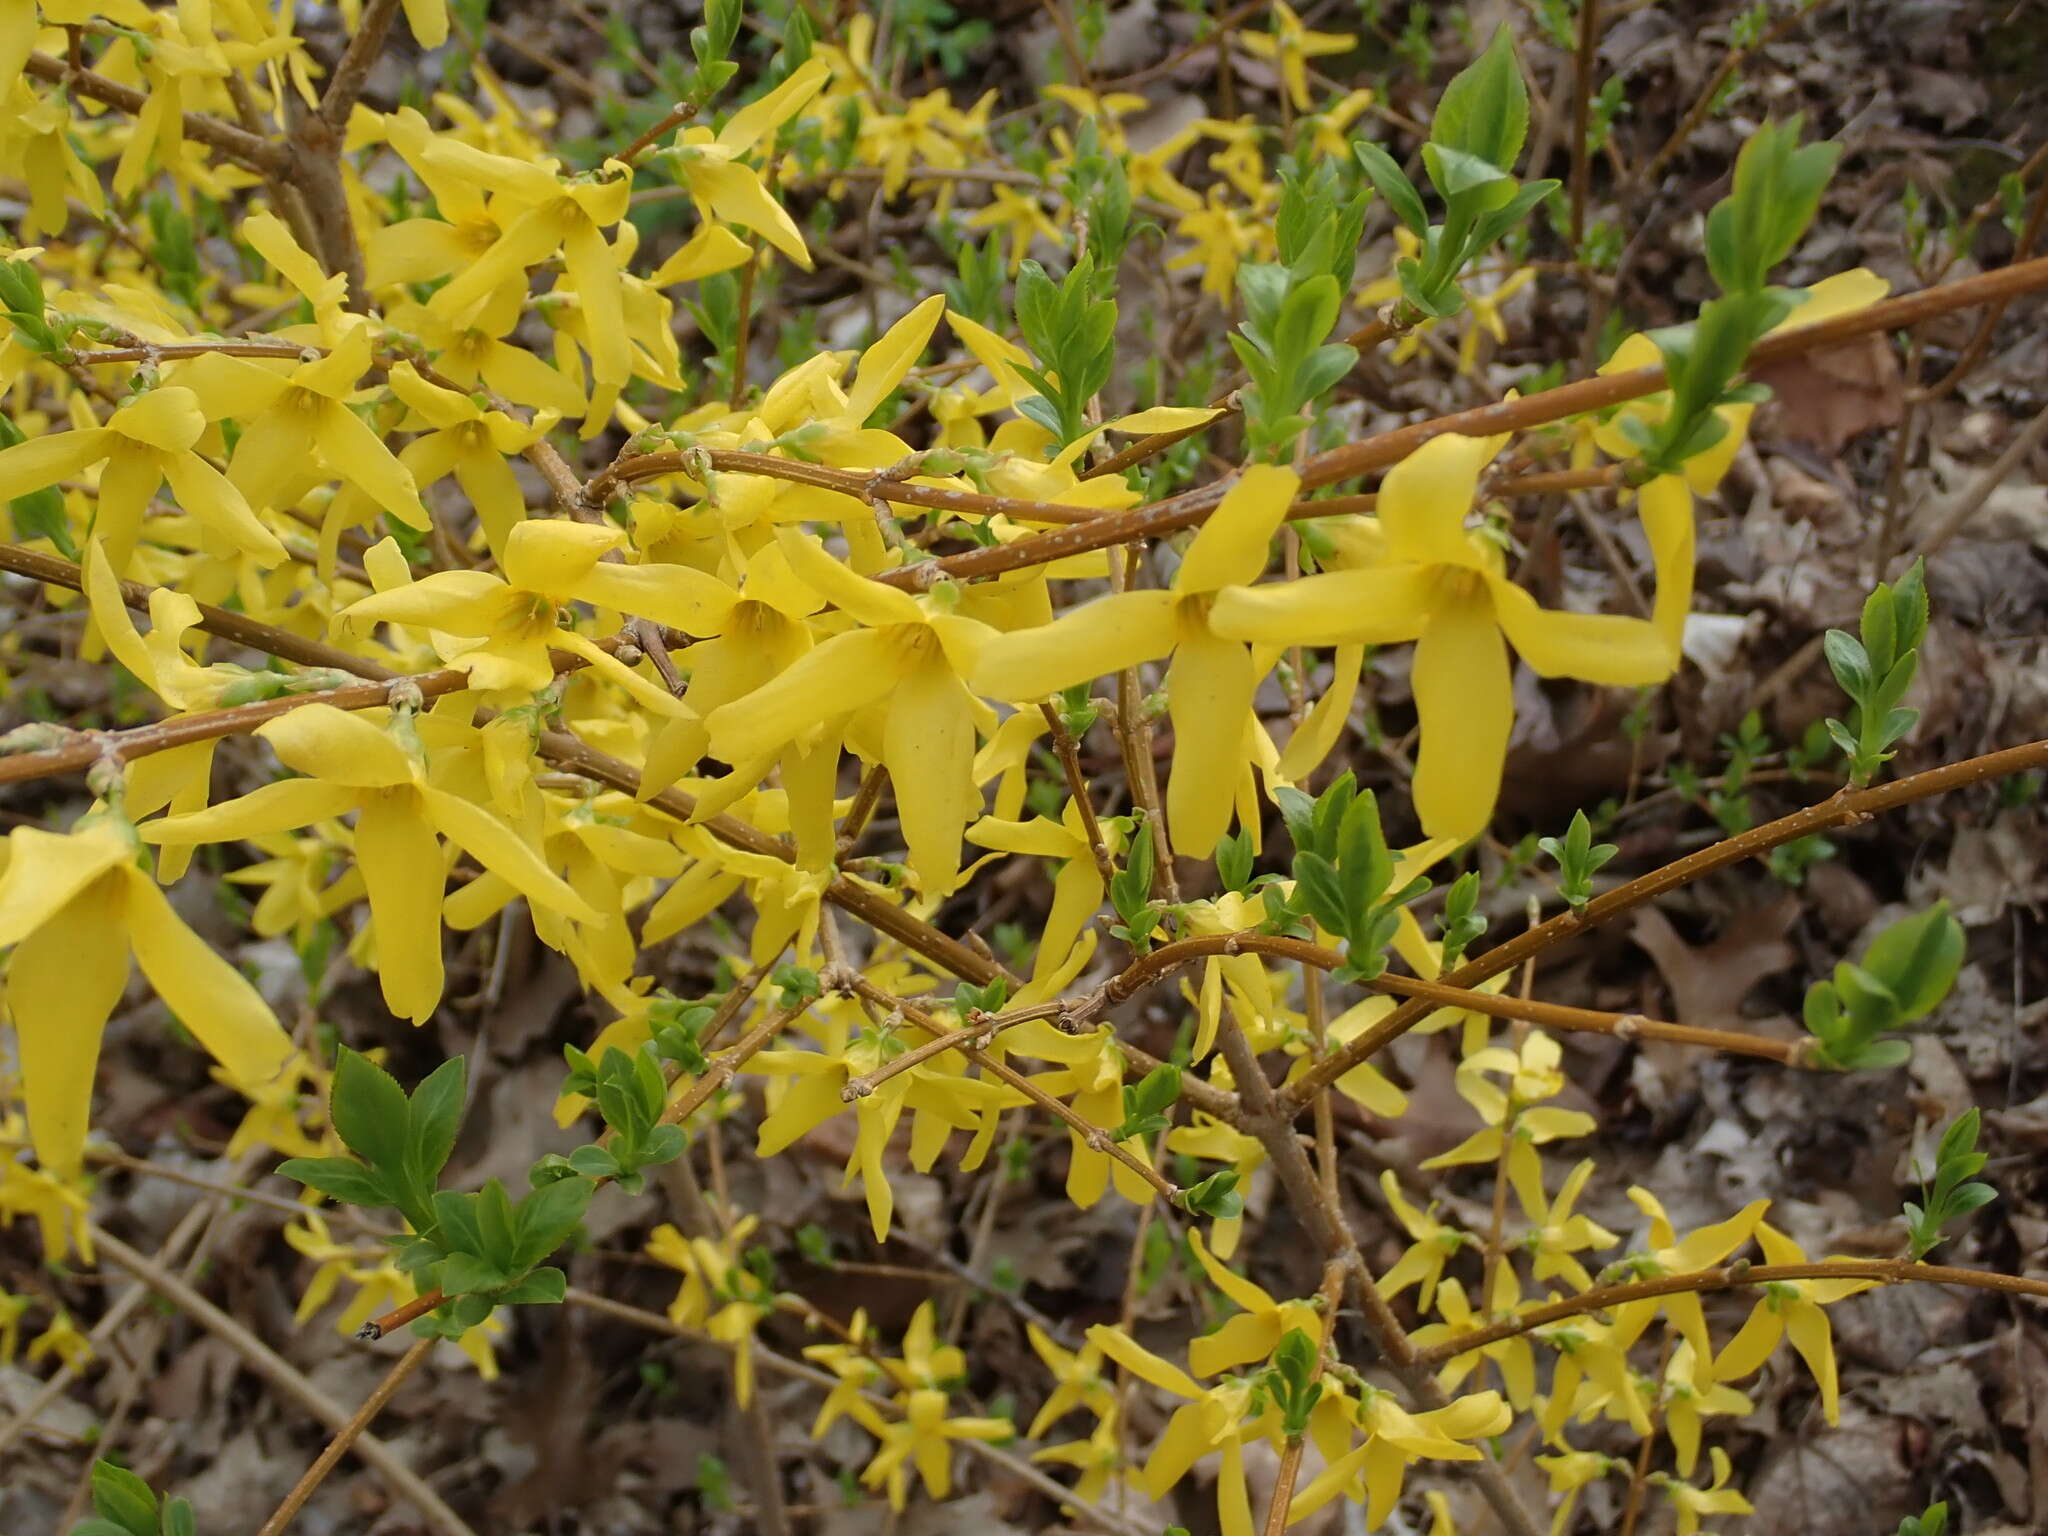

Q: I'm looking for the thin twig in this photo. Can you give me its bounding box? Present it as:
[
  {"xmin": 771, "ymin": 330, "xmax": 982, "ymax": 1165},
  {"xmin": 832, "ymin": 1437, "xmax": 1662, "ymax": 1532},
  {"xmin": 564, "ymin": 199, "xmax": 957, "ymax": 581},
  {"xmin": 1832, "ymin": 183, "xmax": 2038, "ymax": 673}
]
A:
[
  {"xmin": 89, "ymin": 1228, "xmax": 475, "ymax": 1536},
  {"xmin": 254, "ymin": 1336, "xmax": 433, "ymax": 1536}
]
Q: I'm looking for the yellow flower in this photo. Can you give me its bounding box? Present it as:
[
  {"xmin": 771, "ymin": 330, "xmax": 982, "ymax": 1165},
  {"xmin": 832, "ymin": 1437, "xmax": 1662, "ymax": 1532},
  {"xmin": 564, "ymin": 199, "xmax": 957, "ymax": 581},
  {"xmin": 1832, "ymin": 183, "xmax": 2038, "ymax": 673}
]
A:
[
  {"xmin": 965, "ymin": 185, "xmax": 1065, "ymax": 270},
  {"xmin": 648, "ymin": 1216, "xmax": 776, "ymax": 1406},
  {"xmin": 1711, "ymin": 1219, "xmax": 1873, "ymax": 1424},
  {"xmin": 1183, "ymin": 1227, "xmax": 1323, "ymax": 1378},
  {"xmin": 342, "ymin": 523, "xmax": 717, "ymax": 716},
  {"xmin": 1290, "ymin": 1387, "xmax": 1512, "ymax": 1528},
  {"xmin": 219, "ymin": 1050, "xmax": 331, "ymax": 1161},
  {"xmin": 1024, "ymin": 1321, "xmax": 1114, "ymax": 1438},
  {"xmin": 1457, "ymin": 266, "xmax": 1536, "ymax": 375},
  {"xmin": 176, "ymin": 327, "xmax": 429, "ymax": 533},
  {"xmin": 1421, "ymin": 1030, "xmax": 1599, "ymax": 1187},
  {"xmin": 1002, "ymin": 1021, "xmax": 1155, "ymax": 1209},
  {"xmin": 1086, "ymin": 1323, "xmax": 1262, "ymax": 1536},
  {"xmin": 1411, "ymin": 1269, "xmax": 1536, "ymax": 1406},
  {"xmin": 1375, "ymin": 1169, "xmax": 1472, "ymax": 1312},
  {"xmin": 0, "ymin": 1148, "xmax": 94, "ymax": 1264},
  {"xmin": 802, "ymin": 1308, "xmax": 894, "ymax": 1438},
  {"xmin": 860, "ymin": 1386, "xmax": 1013, "ymax": 1510},
  {"xmin": 1170, "ymin": 188, "xmax": 1266, "ymax": 302},
  {"xmin": 0, "ymin": 818, "xmax": 293, "ymax": 1179},
  {"xmin": 708, "ymin": 526, "xmax": 998, "ymax": 895},
  {"xmin": 1031, "ymin": 1417, "xmax": 1126, "ymax": 1504},
  {"xmin": 1212, "ymin": 432, "xmax": 1675, "ymax": 840},
  {"xmin": 1660, "ymin": 1340, "xmax": 1752, "ymax": 1478},
  {"xmin": 25, "ymin": 1309, "xmax": 93, "ymax": 1372},
  {"xmin": 142, "ymin": 704, "xmax": 600, "ymax": 1023},
  {"xmin": 976, "ymin": 464, "xmax": 1301, "ymax": 859},
  {"xmin": 1305, "ymin": 88, "xmax": 1377, "ymax": 162},
  {"xmin": 966, "ymin": 799, "xmax": 1118, "ymax": 986},
  {"xmin": 0, "ymin": 384, "xmax": 283, "ymax": 573},
  {"xmin": 664, "ymin": 60, "xmax": 831, "ymax": 268},
  {"xmin": 1659, "ymin": 1445, "xmax": 1752, "ymax": 1536},
  {"xmin": 1533, "ymin": 1434, "xmax": 1619, "ymax": 1536},
  {"xmin": 1608, "ymin": 1188, "xmax": 1771, "ymax": 1378},
  {"xmin": 1513, "ymin": 1156, "xmax": 1620, "ymax": 1292},
  {"xmin": 385, "ymin": 364, "xmax": 558, "ymax": 560},
  {"xmin": 1237, "ymin": 1, "xmax": 1355, "ymax": 110}
]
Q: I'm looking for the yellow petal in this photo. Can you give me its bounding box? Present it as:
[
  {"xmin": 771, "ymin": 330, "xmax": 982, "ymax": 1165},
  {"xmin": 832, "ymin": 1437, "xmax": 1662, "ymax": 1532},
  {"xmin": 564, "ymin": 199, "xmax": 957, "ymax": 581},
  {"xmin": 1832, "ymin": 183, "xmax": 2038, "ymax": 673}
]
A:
[
  {"xmin": 0, "ymin": 826, "xmax": 133, "ymax": 946},
  {"xmin": 1175, "ymin": 463, "xmax": 1299, "ymax": 593},
  {"xmin": 774, "ymin": 526, "xmax": 923, "ymax": 628},
  {"xmin": 107, "ymin": 387, "xmax": 205, "ymax": 453},
  {"xmin": 844, "ymin": 294, "xmax": 946, "ymax": 425},
  {"xmin": 1486, "ymin": 577, "xmax": 1676, "ymax": 686},
  {"xmin": 1637, "ymin": 473, "xmax": 1694, "ymax": 661},
  {"xmin": 569, "ymin": 560, "xmax": 739, "ymax": 636},
  {"xmin": 1086, "ymin": 1324, "xmax": 1201, "ymax": 1399},
  {"xmin": 258, "ymin": 704, "xmax": 417, "ymax": 787},
  {"xmin": 354, "ymin": 787, "xmax": 449, "ymax": 1023},
  {"xmin": 162, "ymin": 452, "xmax": 287, "ymax": 565},
  {"xmin": 1410, "ymin": 594, "xmax": 1510, "ymax": 842},
  {"xmin": 1163, "ymin": 626, "xmax": 1254, "ymax": 859},
  {"xmin": 421, "ymin": 785, "xmax": 603, "ymax": 924},
  {"xmin": 1208, "ymin": 564, "xmax": 1435, "ymax": 646},
  {"xmin": 715, "ymin": 57, "xmax": 830, "ymax": 156},
  {"xmin": 124, "ymin": 868, "xmax": 293, "ymax": 1093},
  {"xmin": 315, "ymin": 401, "xmax": 428, "ymax": 527},
  {"xmin": 8, "ymin": 875, "xmax": 129, "ymax": 1179},
  {"xmin": 971, "ymin": 589, "xmax": 1177, "ymax": 701},
  {"xmin": 707, "ymin": 627, "xmax": 908, "ymax": 764},
  {"xmin": 1376, "ymin": 431, "xmax": 1507, "ymax": 567},
  {"xmin": 884, "ymin": 656, "xmax": 980, "ymax": 895},
  {"xmin": 141, "ymin": 775, "xmax": 364, "ymax": 845},
  {"xmin": 0, "ymin": 428, "xmax": 109, "ymax": 504}
]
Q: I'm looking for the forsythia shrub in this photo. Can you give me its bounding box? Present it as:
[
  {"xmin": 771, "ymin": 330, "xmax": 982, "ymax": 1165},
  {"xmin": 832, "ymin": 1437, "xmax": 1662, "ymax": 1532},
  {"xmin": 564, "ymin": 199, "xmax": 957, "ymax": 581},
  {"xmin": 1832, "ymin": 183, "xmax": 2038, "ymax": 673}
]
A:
[{"xmin": 0, "ymin": 1, "xmax": 2041, "ymax": 1533}]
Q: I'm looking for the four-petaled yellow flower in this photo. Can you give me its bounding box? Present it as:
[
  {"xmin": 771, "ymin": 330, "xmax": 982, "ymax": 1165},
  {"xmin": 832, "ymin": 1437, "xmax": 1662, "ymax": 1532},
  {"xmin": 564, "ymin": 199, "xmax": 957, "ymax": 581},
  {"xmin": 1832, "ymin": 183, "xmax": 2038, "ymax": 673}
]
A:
[
  {"xmin": 1712, "ymin": 1219, "xmax": 1873, "ymax": 1424},
  {"xmin": 1211, "ymin": 433, "xmax": 1676, "ymax": 840},
  {"xmin": 142, "ymin": 704, "xmax": 599, "ymax": 1023},
  {"xmin": 1237, "ymin": 0, "xmax": 1355, "ymax": 110}
]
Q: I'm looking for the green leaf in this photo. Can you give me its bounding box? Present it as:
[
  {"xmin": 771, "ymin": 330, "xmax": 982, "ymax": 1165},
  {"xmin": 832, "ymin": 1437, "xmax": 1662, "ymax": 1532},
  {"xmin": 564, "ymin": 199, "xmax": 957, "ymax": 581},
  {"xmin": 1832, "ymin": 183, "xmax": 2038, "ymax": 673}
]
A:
[
  {"xmin": 1859, "ymin": 903, "xmax": 1964, "ymax": 1022},
  {"xmin": 1823, "ymin": 629, "xmax": 1872, "ymax": 701},
  {"xmin": 440, "ymin": 1250, "xmax": 510, "ymax": 1297},
  {"xmin": 1353, "ymin": 142, "xmax": 1428, "ymax": 236},
  {"xmin": 1421, "ymin": 142, "xmax": 1514, "ymax": 208},
  {"xmin": 496, "ymin": 1266, "xmax": 568, "ymax": 1306},
  {"xmin": 405, "ymin": 1055, "xmax": 466, "ymax": 1192},
  {"xmin": 329, "ymin": 1048, "xmax": 411, "ymax": 1175},
  {"xmin": 1431, "ymin": 25, "xmax": 1529, "ymax": 172},
  {"xmin": 475, "ymin": 1179, "xmax": 519, "ymax": 1270},
  {"xmin": 277, "ymin": 1157, "xmax": 391, "ymax": 1208},
  {"xmin": 161, "ymin": 1498, "xmax": 196, "ymax": 1536},
  {"xmin": 88, "ymin": 1462, "xmax": 160, "ymax": 1536},
  {"xmin": 513, "ymin": 1174, "xmax": 594, "ymax": 1271}
]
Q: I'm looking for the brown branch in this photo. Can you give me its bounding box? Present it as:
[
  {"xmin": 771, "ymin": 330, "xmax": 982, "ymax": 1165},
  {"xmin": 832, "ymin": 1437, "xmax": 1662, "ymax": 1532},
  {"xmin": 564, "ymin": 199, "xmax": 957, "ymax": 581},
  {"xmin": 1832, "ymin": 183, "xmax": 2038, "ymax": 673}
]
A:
[
  {"xmin": 254, "ymin": 1336, "xmax": 432, "ymax": 1536},
  {"xmin": 1039, "ymin": 700, "xmax": 1118, "ymax": 891},
  {"xmin": 1093, "ymin": 930, "xmax": 1811, "ymax": 1064},
  {"xmin": 1415, "ymin": 1258, "xmax": 2048, "ymax": 1369},
  {"xmin": 321, "ymin": 0, "xmax": 405, "ymax": 127},
  {"xmin": 23, "ymin": 51, "xmax": 290, "ymax": 174},
  {"xmin": 867, "ymin": 253, "xmax": 2048, "ymax": 590},
  {"xmin": 1287, "ymin": 734, "xmax": 2048, "ymax": 1106},
  {"xmin": 90, "ymin": 1228, "xmax": 474, "ymax": 1536}
]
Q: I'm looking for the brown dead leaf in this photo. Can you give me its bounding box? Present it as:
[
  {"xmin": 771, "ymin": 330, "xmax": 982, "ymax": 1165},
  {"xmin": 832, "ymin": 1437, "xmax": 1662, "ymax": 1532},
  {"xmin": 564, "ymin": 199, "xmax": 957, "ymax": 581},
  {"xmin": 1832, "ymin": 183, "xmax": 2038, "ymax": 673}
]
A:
[
  {"xmin": 1744, "ymin": 1405, "xmax": 1918, "ymax": 1536},
  {"xmin": 1752, "ymin": 336, "xmax": 1904, "ymax": 453}
]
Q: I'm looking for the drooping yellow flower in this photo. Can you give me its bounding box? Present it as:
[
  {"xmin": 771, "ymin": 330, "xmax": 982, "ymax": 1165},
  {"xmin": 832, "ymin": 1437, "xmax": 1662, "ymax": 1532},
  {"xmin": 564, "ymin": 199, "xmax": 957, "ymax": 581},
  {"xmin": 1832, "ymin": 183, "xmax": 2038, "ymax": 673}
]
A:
[
  {"xmin": 1211, "ymin": 432, "xmax": 1675, "ymax": 840},
  {"xmin": 1289, "ymin": 1387, "xmax": 1513, "ymax": 1528},
  {"xmin": 648, "ymin": 1216, "xmax": 776, "ymax": 1406},
  {"xmin": 707, "ymin": 526, "xmax": 999, "ymax": 895},
  {"xmin": 975, "ymin": 464, "xmax": 1302, "ymax": 860},
  {"xmin": 1087, "ymin": 1324, "xmax": 1264, "ymax": 1536},
  {"xmin": 1659, "ymin": 1446, "xmax": 1753, "ymax": 1536},
  {"xmin": 1375, "ymin": 1168, "xmax": 1473, "ymax": 1312},
  {"xmin": 1711, "ymin": 1219, "xmax": 1873, "ymax": 1424},
  {"xmin": 663, "ymin": 60, "xmax": 832, "ymax": 268},
  {"xmin": 1608, "ymin": 1188, "xmax": 1771, "ymax": 1380},
  {"xmin": 1513, "ymin": 1156, "xmax": 1620, "ymax": 1292},
  {"xmin": 1024, "ymin": 1322, "xmax": 1115, "ymax": 1438},
  {"xmin": 385, "ymin": 363, "xmax": 558, "ymax": 560},
  {"xmin": 0, "ymin": 818, "xmax": 294, "ymax": 1179},
  {"xmin": 1183, "ymin": 1227, "xmax": 1323, "ymax": 1378},
  {"xmin": 0, "ymin": 385, "xmax": 283, "ymax": 572},
  {"xmin": 25, "ymin": 1309, "xmax": 93, "ymax": 1372},
  {"xmin": 1422, "ymin": 1030, "xmax": 1600, "ymax": 1204},
  {"xmin": 142, "ymin": 704, "xmax": 600, "ymax": 1023},
  {"xmin": 175, "ymin": 328, "xmax": 429, "ymax": 533}
]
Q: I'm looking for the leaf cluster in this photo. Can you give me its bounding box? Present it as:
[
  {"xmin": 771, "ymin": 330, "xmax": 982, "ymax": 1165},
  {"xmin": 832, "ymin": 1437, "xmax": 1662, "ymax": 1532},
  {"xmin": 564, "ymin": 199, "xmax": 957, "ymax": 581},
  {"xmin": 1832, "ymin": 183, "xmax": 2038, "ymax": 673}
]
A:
[
  {"xmin": 1904, "ymin": 1112, "xmax": 1996, "ymax": 1261},
  {"xmin": 1824, "ymin": 559, "xmax": 1928, "ymax": 784},
  {"xmin": 1801, "ymin": 903, "xmax": 1963, "ymax": 1071},
  {"xmin": 1270, "ymin": 773, "xmax": 1428, "ymax": 982},
  {"xmin": 1014, "ymin": 255, "xmax": 1116, "ymax": 447}
]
